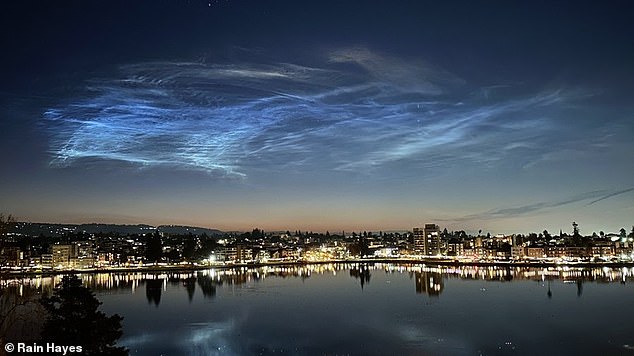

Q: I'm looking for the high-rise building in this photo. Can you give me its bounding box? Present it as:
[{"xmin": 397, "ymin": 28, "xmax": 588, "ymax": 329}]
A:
[
  {"xmin": 424, "ymin": 224, "xmax": 441, "ymax": 255},
  {"xmin": 413, "ymin": 224, "xmax": 441, "ymax": 255},
  {"xmin": 413, "ymin": 227, "xmax": 425, "ymax": 254}
]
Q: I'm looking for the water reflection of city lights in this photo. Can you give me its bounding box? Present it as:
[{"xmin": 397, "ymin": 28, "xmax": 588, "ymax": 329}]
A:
[{"xmin": 2, "ymin": 264, "xmax": 633, "ymax": 296}]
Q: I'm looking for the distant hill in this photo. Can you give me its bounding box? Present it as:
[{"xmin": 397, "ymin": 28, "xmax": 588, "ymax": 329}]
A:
[
  {"xmin": 9, "ymin": 222, "xmax": 223, "ymax": 237},
  {"xmin": 78, "ymin": 223, "xmax": 157, "ymax": 235},
  {"xmin": 157, "ymin": 225, "xmax": 223, "ymax": 236}
]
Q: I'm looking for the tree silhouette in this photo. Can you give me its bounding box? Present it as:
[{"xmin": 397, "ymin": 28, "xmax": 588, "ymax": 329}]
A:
[
  {"xmin": 1, "ymin": 284, "xmax": 45, "ymax": 346},
  {"xmin": 182, "ymin": 238, "xmax": 196, "ymax": 261},
  {"xmin": 184, "ymin": 277, "xmax": 196, "ymax": 302},
  {"xmin": 145, "ymin": 231, "xmax": 163, "ymax": 263},
  {"xmin": 196, "ymin": 273, "xmax": 218, "ymax": 298},
  {"xmin": 0, "ymin": 213, "xmax": 16, "ymax": 270},
  {"xmin": 145, "ymin": 279, "xmax": 162, "ymax": 307},
  {"xmin": 40, "ymin": 275, "xmax": 127, "ymax": 355},
  {"xmin": 572, "ymin": 222, "xmax": 580, "ymax": 238}
]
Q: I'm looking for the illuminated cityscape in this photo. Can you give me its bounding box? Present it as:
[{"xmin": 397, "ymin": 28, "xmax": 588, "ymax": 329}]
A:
[{"xmin": 1, "ymin": 220, "xmax": 633, "ymax": 272}]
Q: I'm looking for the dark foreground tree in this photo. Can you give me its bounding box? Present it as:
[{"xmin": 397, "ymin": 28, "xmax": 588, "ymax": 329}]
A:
[
  {"xmin": 145, "ymin": 231, "xmax": 163, "ymax": 263},
  {"xmin": 40, "ymin": 275, "xmax": 128, "ymax": 355},
  {"xmin": 1, "ymin": 213, "xmax": 16, "ymax": 270}
]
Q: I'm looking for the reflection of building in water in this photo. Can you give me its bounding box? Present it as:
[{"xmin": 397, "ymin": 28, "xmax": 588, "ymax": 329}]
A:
[
  {"xmin": 415, "ymin": 271, "xmax": 444, "ymax": 297},
  {"xmin": 349, "ymin": 264, "xmax": 371, "ymax": 290},
  {"xmin": 2, "ymin": 264, "xmax": 634, "ymax": 303}
]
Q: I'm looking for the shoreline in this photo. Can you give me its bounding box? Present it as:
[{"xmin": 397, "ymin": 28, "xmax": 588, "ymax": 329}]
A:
[{"xmin": 3, "ymin": 258, "xmax": 634, "ymax": 277}]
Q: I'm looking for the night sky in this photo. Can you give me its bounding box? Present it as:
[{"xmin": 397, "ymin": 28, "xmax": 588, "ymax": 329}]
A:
[{"xmin": 1, "ymin": 1, "xmax": 633, "ymax": 234}]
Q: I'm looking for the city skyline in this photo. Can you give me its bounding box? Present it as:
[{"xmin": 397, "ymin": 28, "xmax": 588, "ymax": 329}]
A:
[
  {"xmin": 1, "ymin": 1, "xmax": 633, "ymax": 234},
  {"xmin": 3, "ymin": 217, "xmax": 633, "ymax": 238}
]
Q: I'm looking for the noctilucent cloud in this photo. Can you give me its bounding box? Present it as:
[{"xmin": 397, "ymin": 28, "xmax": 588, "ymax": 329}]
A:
[{"xmin": 1, "ymin": 1, "xmax": 633, "ymax": 233}]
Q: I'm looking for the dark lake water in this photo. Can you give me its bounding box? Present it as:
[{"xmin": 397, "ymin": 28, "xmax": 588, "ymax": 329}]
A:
[{"xmin": 5, "ymin": 264, "xmax": 634, "ymax": 355}]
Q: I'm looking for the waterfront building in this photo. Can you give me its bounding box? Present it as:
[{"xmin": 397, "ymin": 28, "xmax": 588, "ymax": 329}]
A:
[
  {"xmin": 236, "ymin": 245, "xmax": 253, "ymax": 263},
  {"xmin": 482, "ymin": 247, "xmax": 498, "ymax": 259},
  {"xmin": 511, "ymin": 246, "xmax": 526, "ymax": 259},
  {"xmin": 0, "ymin": 246, "xmax": 23, "ymax": 266},
  {"xmin": 413, "ymin": 224, "xmax": 441, "ymax": 256},
  {"xmin": 413, "ymin": 227, "xmax": 425, "ymax": 254},
  {"xmin": 40, "ymin": 253, "xmax": 53, "ymax": 267},
  {"xmin": 564, "ymin": 246, "xmax": 590, "ymax": 258},
  {"xmin": 447, "ymin": 241, "xmax": 464, "ymax": 256},
  {"xmin": 616, "ymin": 238, "xmax": 634, "ymax": 255},
  {"xmin": 545, "ymin": 246, "xmax": 589, "ymax": 259},
  {"xmin": 527, "ymin": 246, "xmax": 546, "ymax": 259},
  {"xmin": 97, "ymin": 252, "xmax": 116, "ymax": 266},
  {"xmin": 280, "ymin": 248, "xmax": 300, "ymax": 260},
  {"xmin": 590, "ymin": 240, "xmax": 615, "ymax": 258},
  {"xmin": 256, "ymin": 249, "xmax": 270, "ymax": 262},
  {"xmin": 424, "ymin": 224, "xmax": 441, "ymax": 255},
  {"xmin": 462, "ymin": 248, "xmax": 475, "ymax": 258},
  {"xmin": 214, "ymin": 247, "xmax": 237, "ymax": 262},
  {"xmin": 210, "ymin": 246, "xmax": 254, "ymax": 263},
  {"xmin": 52, "ymin": 244, "xmax": 76, "ymax": 268},
  {"xmin": 474, "ymin": 236, "xmax": 483, "ymax": 248},
  {"xmin": 373, "ymin": 247, "xmax": 399, "ymax": 258}
]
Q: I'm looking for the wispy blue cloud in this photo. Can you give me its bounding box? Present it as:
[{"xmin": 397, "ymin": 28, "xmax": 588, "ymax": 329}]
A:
[{"xmin": 42, "ymin": 48, "xmax": 603, "ymax": 179}]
